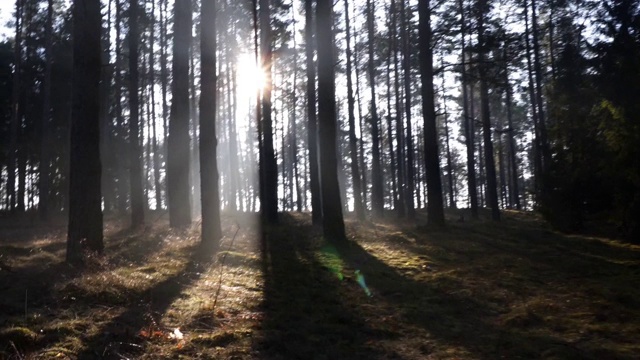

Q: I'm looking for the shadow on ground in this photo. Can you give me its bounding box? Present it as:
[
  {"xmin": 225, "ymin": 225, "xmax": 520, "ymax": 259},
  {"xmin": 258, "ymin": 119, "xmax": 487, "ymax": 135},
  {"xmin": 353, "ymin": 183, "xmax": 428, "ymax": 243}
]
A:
[{"xmin": 253, "ymin": 213, "xmax": 388, "ymax": 359}]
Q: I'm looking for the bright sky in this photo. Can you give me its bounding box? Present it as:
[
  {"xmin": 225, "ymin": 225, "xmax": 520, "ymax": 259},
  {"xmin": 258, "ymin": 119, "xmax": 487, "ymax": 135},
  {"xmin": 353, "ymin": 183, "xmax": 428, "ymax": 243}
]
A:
[{"xmin": 0, "ymin": 2, "xmax": 12, "ymax": 40}]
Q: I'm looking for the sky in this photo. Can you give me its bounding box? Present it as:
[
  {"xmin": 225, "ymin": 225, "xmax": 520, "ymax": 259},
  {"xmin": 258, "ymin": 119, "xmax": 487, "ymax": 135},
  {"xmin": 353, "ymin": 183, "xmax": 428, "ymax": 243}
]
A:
[{"xmin": 0, "ymin": 2, "xmax": 12, "ymax": 40}]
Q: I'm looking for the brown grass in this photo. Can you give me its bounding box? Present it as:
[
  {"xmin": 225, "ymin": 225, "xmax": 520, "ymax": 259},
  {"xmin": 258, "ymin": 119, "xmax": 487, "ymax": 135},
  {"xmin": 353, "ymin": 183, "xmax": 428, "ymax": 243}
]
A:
[{"xmin": 1, "ymin": 209, "xmax": 639, "ymax": 359}]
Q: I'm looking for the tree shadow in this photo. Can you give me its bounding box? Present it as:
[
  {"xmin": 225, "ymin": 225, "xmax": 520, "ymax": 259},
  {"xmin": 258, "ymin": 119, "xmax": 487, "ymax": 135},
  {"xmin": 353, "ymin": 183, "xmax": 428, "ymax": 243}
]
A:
[
  {"xmin": 253, "ymin": 213, "xmax": 388, "ymax": 359},
  {"xmin": 73, "ymin": 243, "xmax": 209, "ymax": 359},
  {"xmin": 332, "ymin": 236, "xmax": 618, "ymax": 359}
]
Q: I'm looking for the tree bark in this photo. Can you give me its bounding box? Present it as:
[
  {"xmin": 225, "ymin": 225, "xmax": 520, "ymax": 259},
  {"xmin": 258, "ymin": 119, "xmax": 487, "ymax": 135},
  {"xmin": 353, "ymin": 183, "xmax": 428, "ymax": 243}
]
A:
[
  {"xmin": 260, "ymin": 0, "xmax": 278, "ymax": 224},
  {"xmin": 39, "ymin": 0, "xmax": 53, "ymax": 220},
  {"xmin": 129, "ymin": 0, "xmax": 145, "ymax": 226},
  {"xmin": 418, "ymin": 0, "xmax": 445, "ymax": 226},
  {"xmin": 458, "ymin": 0, "xmax": 478, "ymax": 218},
  {"xmin": 344, "ymin": 0, "xmax": 364, "ymax": 220},
  {"xmin": 200, "ymin": 0, "xmax": 222, "ymax": 251},
  {"xmin": 400, "ymin": 0, "xmax": 415, "ymax": 218},
  {"xmin": 167, "ymin": 0, "xmax": 193, "ymax": 227},
  {"xmin": 8, "ymin": 0, "xmax": 22, "ymax": 213},
  {"xmin": 305, "ymin": 0, "xmax": 321, "ymax": 224},
  {"xmin": 317, "ymin": 0, "xmax": 346, "ymax": 242},
  {"xmin": 477, "ymin": 0, "xmax": 500, "ymax": 221},
  {"xmin": 67, "ymin": 0, "xmax": 104, "ymax": 264},
  {"xmin": 366, "ymin": 0, "xmax": 384, "ymax": 218}
]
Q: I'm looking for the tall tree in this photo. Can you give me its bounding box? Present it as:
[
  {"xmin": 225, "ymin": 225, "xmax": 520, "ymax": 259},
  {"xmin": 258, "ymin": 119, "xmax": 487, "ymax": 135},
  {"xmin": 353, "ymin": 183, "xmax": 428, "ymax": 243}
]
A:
[
  {"xmin": 8, "ymin": 0, "xmax": 22, "ymax": 213},
  {"xmin": 129, "ymin": 0, "xmax": 145, "ymax": 226},
  {"xmin": 476, "ymin": 0, "xmax": 500, "ymax": 221},
  {"xmin": 67, "ymin": 0, "xmax": 104, "ymax": 263},
  {"xmin": 167, "ymin": 0, "xmax": 193, "ymax": 227},
  {"xmin": 39, "ymin": 0, "xmax": 53, "ymax": 220},
  {"xmin": 317, "ymin": 0, "xmax": 346, "ymax": 241},
  {"xmin": 344, "ymin": 0, "xmax": 364, "ymax": 220},
  {"xmin": 400, "ymin": 0, "xmax": 416, "ymax": 218},
  {"xmin": 200, "ymin": 0, "xmax": 222, "ymax": 250},
  {"xmin": 366, "ymin": 0, "xmax": 384, "ymax": 218},
  {"xmin": 260, "ymin": 0, "xmax": 279, "ymax": 224},
  {"xmin": 305, "ymin": 0, "xmax": 321, "ymax": 224},
  {"xmin": 458, "ymin": 0, "xmax": 478, "ymax": 218},
  {"xmin": 418, "ymin": 0, "xmax": 445, "ymax": 225}
]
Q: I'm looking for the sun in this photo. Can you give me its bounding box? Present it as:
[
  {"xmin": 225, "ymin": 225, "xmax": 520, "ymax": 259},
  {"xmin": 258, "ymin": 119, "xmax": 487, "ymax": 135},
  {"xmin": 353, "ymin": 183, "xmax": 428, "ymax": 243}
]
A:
[{"xmin": 236, "ymin": 53, "xmax": 267, "ymax": 96}]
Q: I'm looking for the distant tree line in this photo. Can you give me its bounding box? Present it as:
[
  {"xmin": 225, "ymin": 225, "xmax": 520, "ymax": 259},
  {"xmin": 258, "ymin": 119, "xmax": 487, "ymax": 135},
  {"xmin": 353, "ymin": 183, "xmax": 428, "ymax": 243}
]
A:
[{"xmin": 0, "ymin": 0, "xmax": 638, "ymax": 263}]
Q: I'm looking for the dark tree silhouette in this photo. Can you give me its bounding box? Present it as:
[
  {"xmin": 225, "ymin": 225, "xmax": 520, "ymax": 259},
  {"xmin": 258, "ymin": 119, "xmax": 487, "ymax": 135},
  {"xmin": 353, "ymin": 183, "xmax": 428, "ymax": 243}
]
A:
[
  {"xmin": 418, "ymin": 0, "xmax": 445, "ymax": 226},
  {"xmin": 129, "ymin": 0, "xmax": 145, "ymax": 227},
  {"xmin": 167, "ymin": 0, "xmax": 193, "ymax": 228},
  {"xmin": 317, "ymin": 0, "xmax": 346, "ymax": 242},
  {"xmin": 67, "ymin": 0, "xmax": 104, "ymax": 264}
]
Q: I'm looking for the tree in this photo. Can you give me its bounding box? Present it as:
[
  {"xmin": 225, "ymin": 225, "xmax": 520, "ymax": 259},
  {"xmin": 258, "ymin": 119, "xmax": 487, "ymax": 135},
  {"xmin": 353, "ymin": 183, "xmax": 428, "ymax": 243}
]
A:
[
  {"xmin": 167, "ymin": 0, "xmax": 193, "ymax": 228},
  {"xmin": 38, "ymin": 0, "xmax": 53, "ymax": 220},
  {"xmin": 200, "ymin": 0, "xmax": 222, "ymax": 251},
  {"xmin": 366, "ymin": 0, "xmax": 384, "ymax": 218},
  {"xmin": 129, "ymin": 0, "xmax": 145, "ymax": 226},
  {"xmin": 67, "ymin": 0, "xmax": 104, "ymax": 263},
  {"xmin": 260, "ymin": 0, "xmax": 279, "ymax": 224},
  {"xmin": 305, "ymin": 0, "xmax": 321, "ymax": 225},
  {"xmin": 418, "ymin": 0, "xmax": 445, "ymax": 226},
  {"xmin": 476, "ymin": 0, "xmax": 500, "ymax": 221},
  {"xmin": 317, "ymin": 0, "xmax": 346, "ymax": 242},
  {"xmin": 344, "ymin": 0, "xmax": 364, "ymax": 220}
]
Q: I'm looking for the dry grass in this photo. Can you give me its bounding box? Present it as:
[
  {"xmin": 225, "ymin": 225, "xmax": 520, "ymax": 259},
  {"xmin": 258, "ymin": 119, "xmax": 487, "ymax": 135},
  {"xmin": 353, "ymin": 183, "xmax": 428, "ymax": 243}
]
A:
[{"xmin": 1, "ymin": 209, "xmax": 639, "ymax": 359}]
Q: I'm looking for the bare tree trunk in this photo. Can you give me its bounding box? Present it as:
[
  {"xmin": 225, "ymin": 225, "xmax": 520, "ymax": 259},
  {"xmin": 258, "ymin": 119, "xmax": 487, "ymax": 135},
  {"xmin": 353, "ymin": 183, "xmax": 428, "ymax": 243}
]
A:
[
  {"xmin": 477, "ymin": 0, "xmax": 500, "ymax": 221},
  {"xmin": 39, "ymin": 0, "xmax": 54, "ymax": 220},
  {"xmin": 260, "ymin": 0, "xmax": 278, "ymax": 224},
  {"xmin": 67, "ymin": 0, "xmax": 104, "ymax": 264},
  {"xmin": 400, "ymin": 0, "xmax": 415, "ymax": 218},
  {"xmin": 129, "ymin": 0, "xmax": 145, "ymax": 226},
  {"xmin": 458, "ymin": 0, "xmax": 478, "ymax": 218},
  {"xmin": 167, "ymin": 0, "xmax": 193, "ymax": 227},
  {"xmin": 344, "ymin": 0, "xmax": 364, "ymax": 220},
  {"xmin": 200, "ymin": 0, "xmax": 222, "ymax": 250},
  {"xmin": 149, "ymin": 0, "xmax": 162, "ymax": 210},
  {"xmin": 366, "ymin": 0, "xmax": 384, "ymax": 218},
  {"xmin": 305, "ymin": 0, "xmax": 321, "ymax": 224},
  {"xmin": 392, "ymin": 0, "xmax": 406, "ymax": 217},
  {"xmin": 418, "ymin": 0, "xmax": 445, "ymax": 226},
  {"xmin": 317, "ymin": 0, "xmax": 346, "ymax": 241},
  {"xmin": 8, "ymin": 0, "xmax": 23, "ymax": 213}
]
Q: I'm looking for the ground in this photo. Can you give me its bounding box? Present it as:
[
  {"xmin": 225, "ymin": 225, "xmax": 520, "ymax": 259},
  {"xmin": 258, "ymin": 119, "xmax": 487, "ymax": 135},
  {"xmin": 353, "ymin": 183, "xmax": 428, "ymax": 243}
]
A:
[{"xmin": 0, "ymin": 209, "xmax": 639, "ymax": 359}]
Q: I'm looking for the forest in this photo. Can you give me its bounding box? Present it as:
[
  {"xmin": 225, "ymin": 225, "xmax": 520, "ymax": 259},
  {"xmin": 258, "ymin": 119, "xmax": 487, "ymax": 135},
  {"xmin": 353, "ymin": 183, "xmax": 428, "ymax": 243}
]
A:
[{"xmin": 0, "ymin": 0, "xmax": 639, "ymax": 358}]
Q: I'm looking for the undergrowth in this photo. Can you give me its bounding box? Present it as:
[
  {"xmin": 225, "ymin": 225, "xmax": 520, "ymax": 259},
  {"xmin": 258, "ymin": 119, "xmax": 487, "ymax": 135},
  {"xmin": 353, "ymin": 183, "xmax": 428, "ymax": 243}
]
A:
[{"xmin": 0, "ymin": 209, "xmax": 639, "ymax": 359}]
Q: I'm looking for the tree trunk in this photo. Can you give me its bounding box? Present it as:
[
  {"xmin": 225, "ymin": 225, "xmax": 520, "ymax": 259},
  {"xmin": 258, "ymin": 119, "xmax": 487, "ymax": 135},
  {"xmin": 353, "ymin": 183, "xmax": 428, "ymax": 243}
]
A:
[
  {"xmin": 477, "ymin": 0, "xmax": 500, "ymax": 221},
  {"xmin": 149, "ymin": 0, "xmax": 162, "ymax": 210},
  {"xmin": 67, "ymin": 0, "xmax": 104, "ymax": 264},
  {"xmin": 504, "ymin": 63, "xmax": 520, "ymax": 210},
  {"xmin": 458, "ymin": 0, "xmax": 478, "ymax": 218},
  {"xmin": 167, "ymin": 0, "xmax": 193, "ymax": 228},
  {"xmin": 304, "ymin": 0, "xmax": 321, "ymax": 224},
  {"xmin": 344, "ymin": 0, "xmax": 364, "ymax": 220},
  {"xmin": 129, "ymin": 0, "xmax": 145, "ymax": 226},
  {"xmin": 317, "ymin": 0, "xmax": 346, "ymax": 242},
  {"xmin": 8, "ymin": 0, "xmax": 22, "ymax": 213},
  {"xmin": 366, "ymin": 0, "xmax": 384, "ymax": 218},
  {"xmin": 392, "ymin": 0, "xmax": 406, "ymax": 218},
  {"xmin": 260, "ymin": 0, "xmax": 278, "ymax": 224},
  {"xmin": 418, "ymin": 0, "xmax": 445, "ymax": 226},
  {"xmin": 39, "ymin": 0, "xmax": 53, "ymax": 220},
  {"xmin": 400, "ymin": 0, "xmax": 415, "ymax": 218},
  {"xmin": 200, "ymin": 0, "xmax": 222, "ymax": 251}
]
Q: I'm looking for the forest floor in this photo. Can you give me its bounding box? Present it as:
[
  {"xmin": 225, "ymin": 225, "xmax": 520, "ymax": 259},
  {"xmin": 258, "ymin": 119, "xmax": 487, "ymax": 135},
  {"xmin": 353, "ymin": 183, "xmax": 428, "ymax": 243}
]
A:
[{"xmin": 1, "ymin": 209, "xmax": 639, "ymax": 359}]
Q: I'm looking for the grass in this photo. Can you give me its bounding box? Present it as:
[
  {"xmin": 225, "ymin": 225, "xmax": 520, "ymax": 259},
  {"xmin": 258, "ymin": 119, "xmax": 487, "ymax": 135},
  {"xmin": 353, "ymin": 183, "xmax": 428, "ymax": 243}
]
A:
[{"xmin": 0, "ymin": 209, "xmax": 639, "ymax": 359}]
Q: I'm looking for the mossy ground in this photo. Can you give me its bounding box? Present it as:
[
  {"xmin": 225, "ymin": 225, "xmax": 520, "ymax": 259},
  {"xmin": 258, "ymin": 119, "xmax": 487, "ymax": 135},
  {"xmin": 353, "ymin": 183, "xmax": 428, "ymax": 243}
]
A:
[{"xmin": 1, "ymin": 209, "xmax": 639, "ymax": 359}]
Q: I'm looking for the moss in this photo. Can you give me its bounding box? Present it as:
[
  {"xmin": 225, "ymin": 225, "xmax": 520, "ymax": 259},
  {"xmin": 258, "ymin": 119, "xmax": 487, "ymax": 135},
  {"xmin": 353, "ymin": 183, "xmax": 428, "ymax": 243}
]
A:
[{"xmin": 0, "ymin": 327, "xmax": 38, "ymax": 349}]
